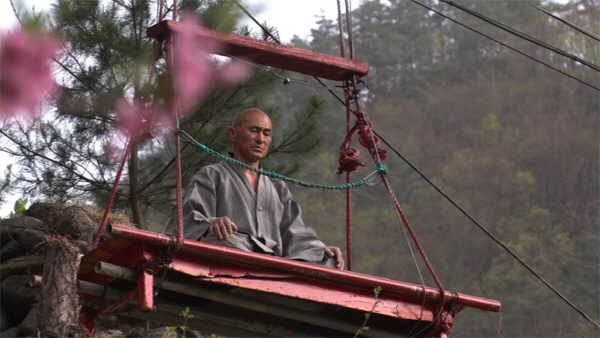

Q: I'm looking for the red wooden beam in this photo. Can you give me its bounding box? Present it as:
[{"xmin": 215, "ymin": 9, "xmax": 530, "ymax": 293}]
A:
[
  {"xmin": 146, "ymin": 20, "xmax": 369, "ymax": 81},
  {"xmin": 138, "ymin": 269, "xmax": 154, "ymax": 312},
  {"xmin": 104, "ymin": 224, "xmax": 501, "ymax": 314}
]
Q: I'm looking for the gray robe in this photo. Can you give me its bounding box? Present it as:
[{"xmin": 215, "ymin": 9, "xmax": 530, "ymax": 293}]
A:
[{"xmin": 182, "ymin": 161, "xmax": 327, "ymax": 262}]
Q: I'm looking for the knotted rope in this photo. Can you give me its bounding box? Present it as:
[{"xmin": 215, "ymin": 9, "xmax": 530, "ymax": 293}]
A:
[{"xmin": 337, "ymin": 110, "xmax": 387, "ymax": 175}]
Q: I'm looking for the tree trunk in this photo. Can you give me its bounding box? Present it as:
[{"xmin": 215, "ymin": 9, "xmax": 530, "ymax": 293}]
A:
[
  {"xmin": 37, "ymin": 237, "xmax": 87, "ymax": 337},
  {"xmin": 129, "ymin": 140, "xmax": 147, "ymax": 229}
]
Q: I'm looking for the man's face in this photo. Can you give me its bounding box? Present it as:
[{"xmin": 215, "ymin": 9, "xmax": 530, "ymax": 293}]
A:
[{"xmin": 229, "ymin": 111, "xmax": 273, "ymax": 165}]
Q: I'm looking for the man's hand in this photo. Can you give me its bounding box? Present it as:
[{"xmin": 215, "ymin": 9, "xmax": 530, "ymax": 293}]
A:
[
  {"xmin": 209, "ymin": 216, "xmax": 238, "ymax": 239},
  {"xmin": 325, "ymin": 246, "xmax": 345, "ymax": 270}
]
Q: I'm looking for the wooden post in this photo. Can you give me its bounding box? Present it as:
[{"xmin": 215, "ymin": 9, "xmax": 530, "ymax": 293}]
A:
[{"xmin": 37, "ymin": 237, "xmax": 87, "ymax": 337}]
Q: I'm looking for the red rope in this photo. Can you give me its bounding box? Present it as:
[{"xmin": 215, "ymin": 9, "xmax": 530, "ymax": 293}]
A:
[
  {"xmin": 93, "ymin": 138, "xmax": 134, "ymax": 248},
  {"xmin": 337, "ymin": 110, "xmax": 386, "ymax": 175},
  {"xmin": 174, "ymin": 124, "xmax": 184, "ymax": 250},
  {"xmin": 99, "ymin": 286, "xmax": 138, "ymax": 315},
  {"xmin": 345, "ymin": 92, "xmax": 353, "ymax": 271},
  {"xmin": 166, "ymin": 30, "xmax": 184, "ymax": 250},
  {"xmin": 354, "ymin": 110, "xmax": 387, "ymax": 164},
  {"xmin": 380, "ymin": 174, "xmax": 446, "ymax": 316}
]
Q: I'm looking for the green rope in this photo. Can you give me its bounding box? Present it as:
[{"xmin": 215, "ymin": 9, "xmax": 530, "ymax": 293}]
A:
[{"xmin": 180, "ymin": 131, "xmax": 385, "ymax": 190}]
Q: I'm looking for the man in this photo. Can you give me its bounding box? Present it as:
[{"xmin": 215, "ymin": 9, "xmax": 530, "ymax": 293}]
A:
[{"xmin": 183, "ymin": 108, "xmax": 344, "ymax": 269}]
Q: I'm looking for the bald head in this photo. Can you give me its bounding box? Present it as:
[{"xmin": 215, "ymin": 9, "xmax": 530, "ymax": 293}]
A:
[
  {"xmin": 228, "ymin": 108, "xmax": 273, "ymax": 166},
  {"xmin": 231, "ymin": 108, "xmax": 268, "ymax": 128}
]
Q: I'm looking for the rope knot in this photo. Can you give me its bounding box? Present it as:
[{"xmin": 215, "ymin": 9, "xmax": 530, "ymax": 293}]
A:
[
  {"xmin": 376, "ymin": 164, "xmax": 388, "ymax": 174},
  {"xmin": 337, "ymin": 111, "xmax": 387, "ymax": 175},
  {"xmin": 337, "ymin": 146, "xmax": 366, "ymax": 175}
]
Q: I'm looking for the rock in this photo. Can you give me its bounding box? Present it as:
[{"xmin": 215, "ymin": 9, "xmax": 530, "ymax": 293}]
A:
[
  {"xmin": 17, "ymin": 304, "xmax": 39, "ymax": 337},
  {"xmin": 0, "ymin": 216, "xmax": 45, "ymax": 246},
  {"xmin": 0, "ymin": 304, "xmax": 10, "ymax": 332},
  {"xmin": 93, "ymin": 329, "xmax": 125, "ymax": 338},
  {"xmin": 72, "ymin": 239, "xmax": 92, "ymax": 255},
  {"xmin": 0, "ymin": 275, "xmax": 39, "ymax": 324},
  {"xmin": 18, "ymin": 228, "xmax": 48, "ymax": 254},
  {"xmin": 55, "ymin": 205, "xmax": 98, "ymax": 243},
  {"xmin": 0, "ymin": 326, "xmax": 18, "ymax": 338},
  {"xmin": 183, "ymin": 328, "xmax": 207, "ymax": 337},
  {"xmin": 25, "ymin": 202, "xmax": 65, "ymax": 229},
  {"xmin": 140, "ymin": 326, "xmax": 179, "ymax": 338},
  {"xmin": 94, "ymin": 314, "xmax": 118, "ymax": 331},
  {"xmin": 0, "ymin": 254, "xmax": 45, "ymax": 281},
  {"xmin": 124, "ymin": 326, "xmax": 146, "ymax": 337},
  {"xmin": 0, "ymin": 240, "xmax": 25, "ymax": 263}
]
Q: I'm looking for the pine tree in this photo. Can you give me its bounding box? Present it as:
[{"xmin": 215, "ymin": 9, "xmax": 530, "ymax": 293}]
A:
[{"xmin": 0, "ymin": 0, "xmax": 326, "ymax": 231}]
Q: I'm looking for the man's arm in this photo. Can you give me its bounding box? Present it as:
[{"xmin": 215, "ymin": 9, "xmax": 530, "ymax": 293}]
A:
[
  {"xmin": 278, "ymin": 184, "xmax": 345, "ymax": 269},
  {"xmin": 208, "ymin": 216, "xmax": 238, "ymax": 239},
  {"xmin": 325, "ymin": 246, "xmax": 345, "ymax": 270},
  {"xmin": 182, "ymin": 168, "xmax": 221, "ymax": 240}
]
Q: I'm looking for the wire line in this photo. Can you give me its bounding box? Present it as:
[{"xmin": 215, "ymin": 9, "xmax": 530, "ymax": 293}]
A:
[
  {"xmin": 527, "ymin": 1, "xmax": 600, "ymax": 43},
  {"xmin": 440, "ymin": 0, "xmax": 599, "ymax": 72},
  {"xmin": 375, "ymin": 131, "xmax": 600, "ymax": 330},
  {"xmin": 409, "ymin": 0, "xmax": 599, "ymax": 91}
]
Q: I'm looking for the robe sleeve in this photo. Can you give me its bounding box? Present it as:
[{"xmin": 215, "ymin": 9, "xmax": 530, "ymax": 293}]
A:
[
  {"xmin": 182, "ymin": 167, "xmax": 220, "ymax": 240},
  {"xmin": 279, "ymin": 185, "xmax": 326, "ymax": 261}
]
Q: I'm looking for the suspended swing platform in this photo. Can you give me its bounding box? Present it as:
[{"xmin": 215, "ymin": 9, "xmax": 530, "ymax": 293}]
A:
[
  {"xmin": 67, "ymin": 20, "xmax": 501, "ymax": 337},
  {"xmin": 75, "ymin": 224, "xmax": 500, "ymax": 337}
]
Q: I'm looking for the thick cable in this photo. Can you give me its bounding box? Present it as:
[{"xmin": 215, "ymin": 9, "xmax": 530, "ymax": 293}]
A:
[
  {"xmin": 93, "ymin": 138, "xmax": 134, "ymax": 248},
  {"xmin": 440, "ymin": 0, "xmax": 599, "ymax": 72},
  {"xmin": 388, "ymin": 190, "xmax": 428, "ymax": 336},
  {"xmin": 172, "ymin": 0, "xmax": 178, "ymax": 21},
  {"xmin": 180, "ymin": 130, "xmax": 384, "ymax": 189},
  {"xmin": 337, "ymin": 0, "xmax": 353, "ymax": 271},
  {"xmin": 337, "ymin": 0, "xmax": 347, "ymax": 59},
  {"xmin": 158, "ymin": 0, "xmax": 165, "ymax": 22},
  {"xmin": 409, "ymin": 0, "xmax": 599, "ymax": 91},
  {"xmin": 345, "ymin": 0, "xmax": 354, "ymax": 60},
  {"xmin": 527, "ymin": 1, "xmax": 600, "ymax": 42},
  {"xmin": 376, "ymin": 131, "xmax": 600, "ymax": 330}
]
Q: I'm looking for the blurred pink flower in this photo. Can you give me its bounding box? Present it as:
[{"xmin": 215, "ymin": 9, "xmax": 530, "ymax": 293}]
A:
[
  {"xmin": 108, "ymin": 13, "xmax": 252, "ymax": 153},
  {"xmin": 0, "ymin": 29, "xmax": 63, "ymax": 121},
  {"xmin": 172, "ymin": 14, "xmax": 251, "ymax": 116},
  {"xmin": 115, "ymin": 98, "xmax": 156, "ymax": 138}
]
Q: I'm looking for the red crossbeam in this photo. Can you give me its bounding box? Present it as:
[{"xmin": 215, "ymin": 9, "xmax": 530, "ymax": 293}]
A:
[
  {"xmin": 103, "ymin": 224, "xmax": 501, "ymax": 313},
  {"xmin": 146, "ymin": 20, "xmax": 369, "ymax": 81}
]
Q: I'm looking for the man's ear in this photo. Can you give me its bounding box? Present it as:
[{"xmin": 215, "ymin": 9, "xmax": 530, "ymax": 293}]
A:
[{"xmin": 228, "ymin": 127, "xmax": 235, "ymax": 143}]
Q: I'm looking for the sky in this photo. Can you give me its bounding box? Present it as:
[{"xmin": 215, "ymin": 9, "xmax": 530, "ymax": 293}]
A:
[
  {"xmin": 0, "ymin": 0, "xmax": 357, "ymax": 41},
  {"xmin": 0, "ymin": 0, "xmax": 359, "ymax": 217}
]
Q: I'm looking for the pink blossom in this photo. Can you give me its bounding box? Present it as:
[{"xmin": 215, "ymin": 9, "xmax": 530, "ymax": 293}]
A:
[
  {"xmin": 216, "ymin": 60, "xmax": 252, "ymax": 86},
  {"xmin": 0, "ymin": 29, "xmax": 63, "ymax": 121},
  {"xmin": 115, "ymin": 98, "xmax": 156, "ymax": 138},
  {"xmin": 172, "ymin": 14, "xmax": 251, "ymax": 116},
  {"xmin": 108, "ymin": 14, "xmax": 252, "ymax": 153}
]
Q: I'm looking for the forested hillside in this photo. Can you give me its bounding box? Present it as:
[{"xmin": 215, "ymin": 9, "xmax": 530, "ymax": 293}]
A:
[{"xmin": 273, "ymin": 0, "xmax": 598, "ymax": 336}]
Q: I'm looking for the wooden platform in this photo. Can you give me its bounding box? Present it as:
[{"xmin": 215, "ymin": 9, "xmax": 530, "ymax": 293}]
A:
[
  {"xmin": 76, "ymin": 224, "xmax": 500, "ymax": 337},
  {"xmin": 146, "ymin": 20, "xmax": 369, "ymax": 81}
]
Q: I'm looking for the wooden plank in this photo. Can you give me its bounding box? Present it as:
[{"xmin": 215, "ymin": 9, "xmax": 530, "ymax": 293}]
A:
[
  {"xmin": 138, "ymin": 269, "xmax": 154, "ymax": 312},
  {"xmin": 146, "ymin": 20, "xmax": 369, "ymax": 81}
]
